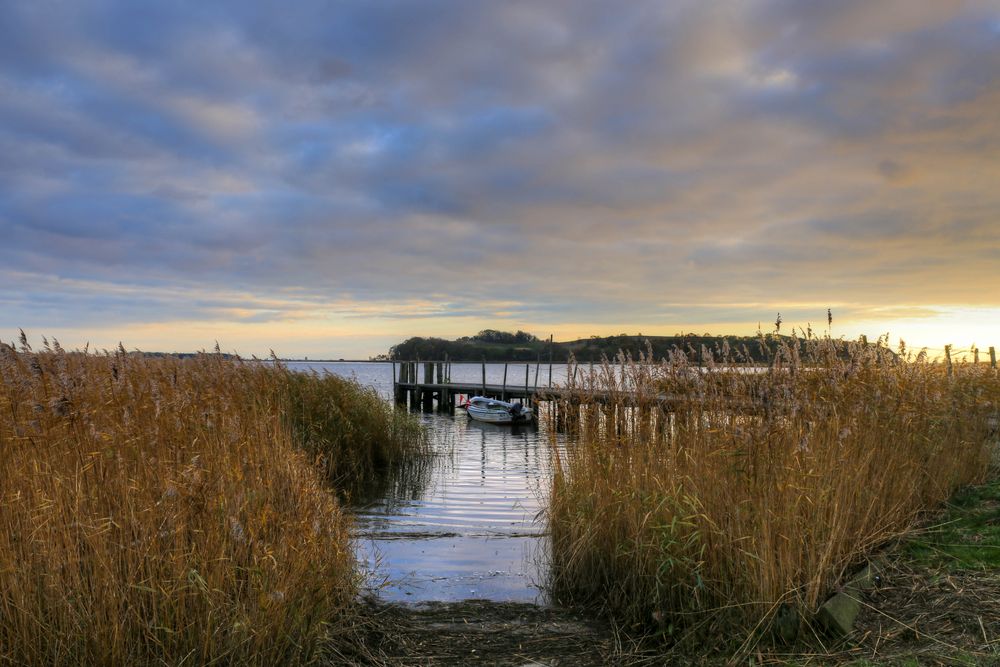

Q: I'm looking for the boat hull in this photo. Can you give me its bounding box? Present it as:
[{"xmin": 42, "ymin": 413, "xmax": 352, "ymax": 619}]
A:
[
  {"xmin": 465, "ymin": 397, "xmax": 533, "ymax": 425},
  {"xmin": 467, "ymin": 405, "xmax": 517, "ymax": 424}
]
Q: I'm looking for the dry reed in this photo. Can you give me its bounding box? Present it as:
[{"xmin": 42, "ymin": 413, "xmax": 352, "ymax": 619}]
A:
[
  {"xmin": 0, "ymin": 336, "xmax": 423, "ymax": 666},
  {"xmin": 280, "ymin": 365, "xmax": 427, "ymax": 499},
  {"xmin": 546, "ymin": 335, "xmax": 999, "ymax": 650}
]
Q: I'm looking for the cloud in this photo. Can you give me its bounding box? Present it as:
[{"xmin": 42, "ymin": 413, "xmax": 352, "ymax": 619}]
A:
[{"xmin": 1, "ymin": 0, "xmax": 999, "ymax": 355}]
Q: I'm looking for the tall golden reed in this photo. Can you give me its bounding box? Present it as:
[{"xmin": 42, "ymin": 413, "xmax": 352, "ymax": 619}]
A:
[
  {"xmin": 0, "ymin": 337, "xmax": 420, "ymax": 665},
  {"xmin": 547, "ymin": 336, "xmax": 999, "ymax": 648}
]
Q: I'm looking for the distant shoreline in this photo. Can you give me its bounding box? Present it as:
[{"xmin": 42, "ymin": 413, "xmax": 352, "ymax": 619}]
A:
[{"xmin": 280, "ymin": 359, "xmax": 387, "ymax": 363}]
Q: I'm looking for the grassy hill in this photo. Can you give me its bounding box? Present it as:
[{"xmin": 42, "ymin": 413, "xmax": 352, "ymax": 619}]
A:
[{"xmin": 388, "ymin": 331, "xmax": 808, "ymax": 363}]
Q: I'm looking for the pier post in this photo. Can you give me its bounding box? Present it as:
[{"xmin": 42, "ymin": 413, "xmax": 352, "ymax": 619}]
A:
[
  {"xmin": 502, "ymin": 363, "xmax": 508, "ymax": 401},
  {"xmin": 524, "ymin": 364, "xmax": 529, "ymax": 406},
  {"xmin": 547, "ymin": 335, "xmax": 554, "ymax": 387},
  {"xmin": 481, "ymin": 358, "xmax": 487, "ymax": 396}
]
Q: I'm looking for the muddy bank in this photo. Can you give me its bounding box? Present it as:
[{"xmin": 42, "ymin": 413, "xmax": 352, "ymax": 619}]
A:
[{"xmin": 364, "ymin": 600, "xmax": 619, "ymax": 666}]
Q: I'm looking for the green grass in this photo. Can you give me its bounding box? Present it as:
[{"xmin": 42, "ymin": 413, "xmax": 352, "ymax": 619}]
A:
[{"xmin": 906, "ymin": 476, "xmax": 1000, "ymax": 569}]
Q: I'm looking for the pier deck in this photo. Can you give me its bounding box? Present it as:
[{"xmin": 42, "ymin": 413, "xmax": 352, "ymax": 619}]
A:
[{"xmin": 390, "ymin": 360, "xmax": 762, "ymax": 415}]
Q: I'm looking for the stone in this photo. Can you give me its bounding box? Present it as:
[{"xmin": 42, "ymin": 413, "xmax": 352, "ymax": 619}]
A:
[{"xmin": 817, "ymin": 591, "xmax": 860, "ymax": 637}]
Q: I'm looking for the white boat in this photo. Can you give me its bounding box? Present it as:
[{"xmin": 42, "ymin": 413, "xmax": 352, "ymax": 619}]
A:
[{"xmin": 464, "ymin": 396, "xmax": 533, "ymax": 425}]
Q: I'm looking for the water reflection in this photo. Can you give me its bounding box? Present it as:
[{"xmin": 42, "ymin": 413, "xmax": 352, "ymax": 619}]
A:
[
  {"xmin": 286, "ymin": 361, "xmax": 567, "ymax": 603},
  {"xmin": 354, "ymin": 412, "xmax": 560, "ymax": 602}
]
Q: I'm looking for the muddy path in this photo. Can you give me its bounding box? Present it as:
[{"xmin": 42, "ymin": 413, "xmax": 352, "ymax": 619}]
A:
[{"xmin": 363, "ymin": 600, "xmax": 622, "ymax": 666}]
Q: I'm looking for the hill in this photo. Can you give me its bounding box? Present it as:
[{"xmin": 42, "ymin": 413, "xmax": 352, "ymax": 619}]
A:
[{"xmin": 388, "ymin": 331, "xmax": 810, "ymax": 364}]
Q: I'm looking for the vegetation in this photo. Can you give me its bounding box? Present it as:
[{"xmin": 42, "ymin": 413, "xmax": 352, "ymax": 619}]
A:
[
  {"xmin": 545, "ymin": 335, "xmax": 999, "ymax": 655},
  {"xmin": 388, "ymin": 330, "xmax": 814, "ymax": 363},
  {"xmin": 280, "ymin": 367, "xmax": 427, "ymax": 500},
  {"xmin": 905, "ymin": 475, "xmax": 1000, "ymax": 570},
  {"xmin": 0, "ymin": 335, "xmax": 425, "ymax": 666}
]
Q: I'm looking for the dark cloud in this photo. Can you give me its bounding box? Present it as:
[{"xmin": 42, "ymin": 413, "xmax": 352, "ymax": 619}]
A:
[{"xmin": 1, "ymin": 0, "xmax": 999, "ymax": 352}]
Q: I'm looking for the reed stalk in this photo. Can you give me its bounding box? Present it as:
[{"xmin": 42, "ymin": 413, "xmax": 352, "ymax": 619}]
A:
[
  {"xmin": 546, "ymin": 336, "xmax": 999, "ymax": 649},
  {"xmin": 0, "ymin": 338, "xmax": 424, "ymax": 665}
]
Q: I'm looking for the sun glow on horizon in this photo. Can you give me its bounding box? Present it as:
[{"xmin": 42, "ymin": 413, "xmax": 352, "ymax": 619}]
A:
[{"xmin": 9, "ymin": 304, "xmax": 998, "ymax": 361}]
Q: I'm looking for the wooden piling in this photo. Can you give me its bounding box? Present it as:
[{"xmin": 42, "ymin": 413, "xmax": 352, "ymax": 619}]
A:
[
  {"xmin": 524, "ymin": 364, "xmax": 529, "ymax": 406},
  {"xmin": 502, "ymin": 363, "xmax": 508, "ymax": 401},
  {"xmin": 481, "ymin": 358, "xmax": 487, "ymax": 395},
  {"xmin": 547, "ymin": 334, "xmax": 554, "ymax": 387}
]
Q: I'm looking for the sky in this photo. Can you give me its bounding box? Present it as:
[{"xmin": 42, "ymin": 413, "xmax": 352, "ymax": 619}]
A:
[{"xmin": 2, "ymin": 0, "xmax": 999, "ymax": 359}]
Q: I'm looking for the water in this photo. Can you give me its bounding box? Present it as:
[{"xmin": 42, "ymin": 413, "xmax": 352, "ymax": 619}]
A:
[{"xmin": 285, "ymin": 361, "xmax": 570, "ymax": 603}]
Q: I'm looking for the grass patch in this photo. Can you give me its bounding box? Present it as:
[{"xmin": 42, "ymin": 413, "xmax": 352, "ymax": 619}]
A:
[{"xmin": 906, "ymin": 477, "xmax": 1000, "ymax": 569}]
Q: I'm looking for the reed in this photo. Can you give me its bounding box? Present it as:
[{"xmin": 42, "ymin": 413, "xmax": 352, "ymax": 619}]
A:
[
  {"xmin": 0, "ymin": 337, "xmax": 423, "ymax": 665},
  {"xmin": 546, "ymin": 336, "xmax": 999, "ymax": 649},
  {"xmin": 278, "ymin": 364, "xmax": 427, "ymax": 499}
]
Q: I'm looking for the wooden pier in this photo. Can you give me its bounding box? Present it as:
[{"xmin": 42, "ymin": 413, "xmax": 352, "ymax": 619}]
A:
[
  {"xmin": 392, "ymin": 359, "xmax": 550, "ymax": 412},
  {"xmin": 389, "ymin": 359, "xmax": 741, "ymax": 414},
  {"xmin": 391, "ymin": 359, "xmax": 780, "ymax": 418}
]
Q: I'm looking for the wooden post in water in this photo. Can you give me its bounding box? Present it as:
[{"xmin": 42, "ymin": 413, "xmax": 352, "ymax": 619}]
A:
[
  {"xmin": 502, "ymin": 363, "xmax": 508, "ymax": 401},
  {"xmin": 534, "ymin": 354, "xmax": 540, "ymax": 390},
  {"xmin": 392, "ymin": 362, "xmax": 401, "ymax": 404},
  {"xmin": 945, "ymin": 344, "xmax": 953, "ymax": 377},
  {"xmin": 481, "ymin": 358, "xmax": 487, "ymax": 396},
  {"xmin": 410, "ymin": 362, "xmax": 417, "ymax": 404},
  {"xmin": 548, "ymin": 334, "xmax": 554, "ymax": 387},
  {"xmin": 422, "ymin": 361, "xmax": 434, "ymax": 411},
  {"xmin": 524, "ymin": 363, "xmax": 529, "ymax": 406}
]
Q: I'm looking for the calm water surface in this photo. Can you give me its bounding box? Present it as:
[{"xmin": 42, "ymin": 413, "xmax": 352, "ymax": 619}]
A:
[{"xmin": 286, "ymin": 361, "xmax": 570, "ymax": 603}]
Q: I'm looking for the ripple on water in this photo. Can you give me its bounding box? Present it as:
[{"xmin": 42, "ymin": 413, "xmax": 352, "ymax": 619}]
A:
[
  {"xmin": 283, "ymin": 361, "xmax": 570, "ymax": 604},
  {"xmin": 354, "ymin": 414, "xmax": 562, "ymax": 603}
]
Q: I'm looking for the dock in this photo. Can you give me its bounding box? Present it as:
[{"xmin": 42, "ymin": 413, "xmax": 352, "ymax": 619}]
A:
[
  {"xmin": 391, "ymin": 359, "xmax": 777, "ymax": 417},
  {"xmin": 391, "ymin": 359, "xmax": 738, "ymax": 412},
  {"xmin": 392, "ymin": 360, "xmax": 552, "ymax": 412}
]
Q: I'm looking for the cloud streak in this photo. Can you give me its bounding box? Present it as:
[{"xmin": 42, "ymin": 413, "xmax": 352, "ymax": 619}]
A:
[{"xmin": 1, "ymin": 1, "xmax": 999, "ymax": 355}]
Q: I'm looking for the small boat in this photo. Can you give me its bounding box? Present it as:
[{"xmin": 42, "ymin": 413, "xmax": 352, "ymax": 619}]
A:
[{"xmin": 464, "ymin": 396, "xmax": 533, "ymax": 425}]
